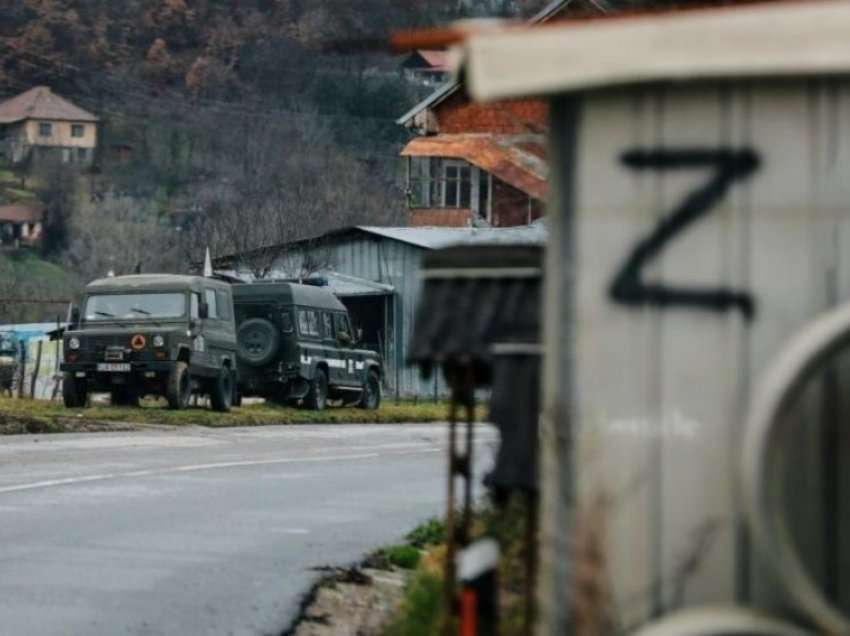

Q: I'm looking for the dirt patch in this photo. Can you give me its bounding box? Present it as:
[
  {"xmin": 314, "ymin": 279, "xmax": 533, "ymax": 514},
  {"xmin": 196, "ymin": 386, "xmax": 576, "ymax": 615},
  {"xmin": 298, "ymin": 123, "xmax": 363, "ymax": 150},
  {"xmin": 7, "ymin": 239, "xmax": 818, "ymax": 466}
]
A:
[
  {"xmin": 285, "ymin": 567, "xmax": 408, "ymax": 636},
  {"xmin": 0, "ymin": 412, "xmax": 142, "ymax": 435}
]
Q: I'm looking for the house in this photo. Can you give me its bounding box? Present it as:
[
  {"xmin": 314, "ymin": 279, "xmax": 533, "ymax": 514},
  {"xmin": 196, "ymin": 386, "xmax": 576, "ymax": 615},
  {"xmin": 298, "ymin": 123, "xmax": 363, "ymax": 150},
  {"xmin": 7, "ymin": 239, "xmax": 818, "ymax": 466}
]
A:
[
  {"xmin": 0, "ymin": 202, "xmax": 43, "ymax": 248},
  {"xmin": 401, "ymin": 50, "xmax": 450, "ymax": 86},
  {"xmin": 0, "ymin": 86, "xmax": 98, "ymax": 166},
  {"xmin": 397, "ymin": 0, "xmax": 606, "ymax": 228},
  {"xmin": 457, "ymin": 1, "xmax": 850, "ymax": 633},
  {"xmin": 214, "ymin": 224, "xmax": 546, "ymax": 398}
]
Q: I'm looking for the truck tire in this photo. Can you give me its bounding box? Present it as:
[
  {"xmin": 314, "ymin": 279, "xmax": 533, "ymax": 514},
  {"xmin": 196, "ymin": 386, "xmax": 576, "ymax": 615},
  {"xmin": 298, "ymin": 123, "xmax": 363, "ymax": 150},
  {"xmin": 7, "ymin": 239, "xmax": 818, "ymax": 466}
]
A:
[
  {"xmin": 358, "ymin": 370, "xmax": 381, "ymax": 410},
  {"xmin": 210, "ymin": 368, "xmax": 234, "ymax": 413},
  {"xmin": 62, "ymin": 372, "xmax": 88, "ymax": 408},
  {"xmin": 304, "ymin": 367, "xmax": 328, "ymax": 411},
  {"xmin": 166, "ymin": 361, "xmax": 191, "ymax": 410},
  {"xmin": 237, "ymin": 319, "xmax": 280, "ymax": 367}
]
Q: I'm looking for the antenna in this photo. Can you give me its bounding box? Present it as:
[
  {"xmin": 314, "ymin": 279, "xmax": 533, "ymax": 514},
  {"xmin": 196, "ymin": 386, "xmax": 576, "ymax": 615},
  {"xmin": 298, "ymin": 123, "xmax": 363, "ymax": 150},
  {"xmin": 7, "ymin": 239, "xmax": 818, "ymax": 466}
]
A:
[{"xmin": 203, "ymin": 247, "xmax": 213, "ymax": 277}]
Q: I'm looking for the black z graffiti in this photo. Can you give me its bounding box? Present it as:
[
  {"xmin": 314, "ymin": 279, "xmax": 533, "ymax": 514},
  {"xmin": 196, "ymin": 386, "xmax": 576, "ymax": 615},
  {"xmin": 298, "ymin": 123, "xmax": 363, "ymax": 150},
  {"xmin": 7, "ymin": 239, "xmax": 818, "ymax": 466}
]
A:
[{"xmin": 610, "ymin": 148, "xmax": 761, "ymax": 319}]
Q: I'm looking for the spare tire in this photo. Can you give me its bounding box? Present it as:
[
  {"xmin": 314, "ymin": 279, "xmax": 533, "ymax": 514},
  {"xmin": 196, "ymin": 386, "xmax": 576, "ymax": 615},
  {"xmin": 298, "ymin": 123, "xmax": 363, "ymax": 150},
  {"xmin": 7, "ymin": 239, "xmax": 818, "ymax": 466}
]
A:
[{"xmin": 237, "ymin": 318, "xmax": 280, "ymax": 367}]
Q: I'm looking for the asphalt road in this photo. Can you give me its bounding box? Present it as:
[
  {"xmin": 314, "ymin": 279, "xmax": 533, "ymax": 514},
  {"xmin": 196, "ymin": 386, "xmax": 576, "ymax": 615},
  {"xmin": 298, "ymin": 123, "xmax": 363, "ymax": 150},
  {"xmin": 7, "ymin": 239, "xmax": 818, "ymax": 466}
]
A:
[{"xmin": 0, "ymin": 423, "xmax": 497, "ymax": 636}]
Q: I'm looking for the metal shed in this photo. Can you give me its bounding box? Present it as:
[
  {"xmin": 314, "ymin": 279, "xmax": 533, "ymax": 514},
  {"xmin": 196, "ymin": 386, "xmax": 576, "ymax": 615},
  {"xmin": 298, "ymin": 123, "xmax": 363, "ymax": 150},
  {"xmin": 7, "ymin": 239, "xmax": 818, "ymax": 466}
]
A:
[
  {"xmin": 216, "ymin": 224, "xmax": 546, "ymax": 397},
  {"xmin": 458, "ymin": 1, "xmax": 850, "ymax": 633}
]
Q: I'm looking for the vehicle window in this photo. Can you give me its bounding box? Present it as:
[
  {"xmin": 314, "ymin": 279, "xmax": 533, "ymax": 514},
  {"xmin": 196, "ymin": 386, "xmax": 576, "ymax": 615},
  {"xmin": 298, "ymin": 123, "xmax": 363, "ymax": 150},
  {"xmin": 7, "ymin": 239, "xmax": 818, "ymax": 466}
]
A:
[
  {"xmin": 334, "ymin": 314, "xmax": 351, "ymax": 338},
  {"xmin": 322, "ymin": 313, "xmax": 333, "ymax": 339},
  {"xmin": 298, "ymin": 310, "xmax": 320, "ymax": 337},
  {"xmin": 190, "ymin": 293, "xmax": 200, "ymax": 319},
  {"xmin": 215, "ymin": 291, "xmax": 231, "ymax": 320},
  {"xmin": 85, "ymin": 293, "xmax": 186, "ymax": 321},
  {"xmin": 204, "ymin": 289, "xmax": 218, "ymax": 319},
  {"xmin": 280, "ymin": 310, "xmax": 294, "ymax": 334}
]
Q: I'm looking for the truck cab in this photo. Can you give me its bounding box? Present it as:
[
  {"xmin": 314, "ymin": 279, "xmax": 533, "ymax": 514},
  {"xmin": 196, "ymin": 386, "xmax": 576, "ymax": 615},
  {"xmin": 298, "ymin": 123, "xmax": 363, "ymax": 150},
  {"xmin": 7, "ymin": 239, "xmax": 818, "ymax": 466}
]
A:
[{"xmin": 61, "ymin": 275, "xmax": 238, "ymax": 411}]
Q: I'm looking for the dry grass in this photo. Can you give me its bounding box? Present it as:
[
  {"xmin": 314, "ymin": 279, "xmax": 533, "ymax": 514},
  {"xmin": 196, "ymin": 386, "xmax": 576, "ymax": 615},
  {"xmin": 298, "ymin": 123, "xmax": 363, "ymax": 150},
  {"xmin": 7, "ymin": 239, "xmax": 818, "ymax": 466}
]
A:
[{"xmin": 0, "ymin": 396, "xmax": 485, "ymax": 434}]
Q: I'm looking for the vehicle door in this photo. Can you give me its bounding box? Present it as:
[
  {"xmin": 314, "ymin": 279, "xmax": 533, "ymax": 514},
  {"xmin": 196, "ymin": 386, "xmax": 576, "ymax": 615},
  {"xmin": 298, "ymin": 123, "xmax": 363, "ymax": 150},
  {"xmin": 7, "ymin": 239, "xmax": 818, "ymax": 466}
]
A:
[
  {"xmin": 334, "ymin": 313, "xmax": 359, "ymax": 386},
  {"xmin": 297, "ymin": 308, "xmax": 323, "ymax": 375},
  {"xmin": 209, "ymin": 288, "xmax": 236, "ymax": 369},
  {"xmin": 189, "ymin": 291, "xmax": 210, "ymax": 369},
  {"xmin": 321, "ymin": 312, "xmax": 342, "ymax": 384}
]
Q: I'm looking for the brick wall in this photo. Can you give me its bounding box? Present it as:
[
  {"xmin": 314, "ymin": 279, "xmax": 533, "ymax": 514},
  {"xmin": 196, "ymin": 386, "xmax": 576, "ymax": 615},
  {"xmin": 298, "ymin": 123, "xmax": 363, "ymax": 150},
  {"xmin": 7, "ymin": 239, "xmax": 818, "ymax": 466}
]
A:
[
  {"xmin": 435, "ymin": 92, "xmax": 548, "ymax": 135},
  {"xmin": 491, "ymin": 180, "xmax": 545, "ymax": 227},
  {"xmin": 409, "ymin": 208, "xmax": 472, "ymax": 227}
]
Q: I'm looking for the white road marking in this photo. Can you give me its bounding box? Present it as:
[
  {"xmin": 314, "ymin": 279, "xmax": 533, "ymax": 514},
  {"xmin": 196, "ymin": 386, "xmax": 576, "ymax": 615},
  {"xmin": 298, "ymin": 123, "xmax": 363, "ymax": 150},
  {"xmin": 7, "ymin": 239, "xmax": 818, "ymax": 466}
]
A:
[{"xmin": 0, "ymin": 451, "xmax": 395, "ymax": 496}]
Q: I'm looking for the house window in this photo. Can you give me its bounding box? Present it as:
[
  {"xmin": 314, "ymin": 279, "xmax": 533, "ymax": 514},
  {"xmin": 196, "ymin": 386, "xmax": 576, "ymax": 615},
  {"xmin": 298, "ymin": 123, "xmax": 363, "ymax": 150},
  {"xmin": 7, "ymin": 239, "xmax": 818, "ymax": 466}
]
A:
[
  {"xmin": 443, "ymin": 161, "xmax": 472, "ymax": 208},
  {"xmin": 38, "ymin": 122, "xmax": 52, "ymax": 137},
  {"xmin": 71, "ymin": 124, "xmax": 84, "ymax": 138},
  {"xmin": 407, "ymin": 157, "xmax": 491, "ymax": 219}
]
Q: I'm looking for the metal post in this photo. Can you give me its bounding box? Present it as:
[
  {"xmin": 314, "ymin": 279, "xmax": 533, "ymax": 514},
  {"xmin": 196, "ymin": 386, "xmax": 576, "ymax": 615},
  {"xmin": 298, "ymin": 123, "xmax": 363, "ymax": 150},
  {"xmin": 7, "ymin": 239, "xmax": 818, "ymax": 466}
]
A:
[{"xmin": 29, "ymin": 340, "xmax": 42, "ymax": 399}]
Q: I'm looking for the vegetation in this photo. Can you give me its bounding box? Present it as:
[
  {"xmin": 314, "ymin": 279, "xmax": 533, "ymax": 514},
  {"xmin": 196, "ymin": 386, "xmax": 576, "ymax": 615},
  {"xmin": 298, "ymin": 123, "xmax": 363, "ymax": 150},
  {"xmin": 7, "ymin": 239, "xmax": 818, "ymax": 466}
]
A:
[
  {"xmin": 0, "ymin": 250, "xmax": 74, "ymax": 323},
  {"xmin": 0, "ymin": 396, "xmax": 477, "ymax": 433},
  {"xmin": 405, "ymin": 518, "xmax": 446, "ymax": 549},
  {"xmin": 380, "ymin": 545, "xmax": 422, "ymax": 570},
  {"xmin": 381, "ymin": 498, "xmax": 537, "ymax": 636}
]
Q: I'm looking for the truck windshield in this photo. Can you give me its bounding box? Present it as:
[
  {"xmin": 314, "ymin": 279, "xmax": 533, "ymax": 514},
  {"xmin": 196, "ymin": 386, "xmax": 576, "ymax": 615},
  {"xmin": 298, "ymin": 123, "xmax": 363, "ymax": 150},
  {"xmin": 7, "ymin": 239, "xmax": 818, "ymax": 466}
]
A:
[{"xmin": 85, "ymin": 293, "xmax": 186, "ymax": 321}]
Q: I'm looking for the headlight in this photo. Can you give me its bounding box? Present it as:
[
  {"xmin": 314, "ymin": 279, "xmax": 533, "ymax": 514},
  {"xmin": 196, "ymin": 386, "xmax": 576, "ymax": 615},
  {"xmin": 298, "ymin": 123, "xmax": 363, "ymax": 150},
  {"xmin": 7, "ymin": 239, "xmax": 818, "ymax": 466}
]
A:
[
  {"xmin": 68, "ymin": 337, "xmax": 80, "ymax": 350},
  {"xmin": 152, "ymin": 335, "xmax": 165, "ymax": 348}
]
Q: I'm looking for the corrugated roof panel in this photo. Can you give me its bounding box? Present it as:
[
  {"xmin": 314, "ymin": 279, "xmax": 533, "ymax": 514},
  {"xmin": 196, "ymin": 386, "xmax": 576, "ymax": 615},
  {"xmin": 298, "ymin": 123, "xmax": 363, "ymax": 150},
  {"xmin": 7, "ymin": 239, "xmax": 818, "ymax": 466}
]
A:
[{"xmin": 357, "ymin": 222, "xmax": 547, "ymax": 249}]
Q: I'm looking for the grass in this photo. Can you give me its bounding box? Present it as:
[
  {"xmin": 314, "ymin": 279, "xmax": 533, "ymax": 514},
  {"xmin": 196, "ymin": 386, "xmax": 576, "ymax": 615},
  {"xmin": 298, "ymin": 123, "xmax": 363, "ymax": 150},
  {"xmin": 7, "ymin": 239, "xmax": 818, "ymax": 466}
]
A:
[
  {"xmin": 0, "ymin": 396, "xmax": 478, "ymax": 432},
  {"xmin": 4, "ymin": 186, "xmax": 36, "ymax": 200}
]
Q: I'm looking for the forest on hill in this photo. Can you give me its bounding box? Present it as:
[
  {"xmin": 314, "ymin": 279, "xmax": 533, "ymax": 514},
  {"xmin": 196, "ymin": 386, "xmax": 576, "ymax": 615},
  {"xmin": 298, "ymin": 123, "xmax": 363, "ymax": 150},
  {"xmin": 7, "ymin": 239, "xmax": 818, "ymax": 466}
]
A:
[{"xmin": 0, "ymin": 0, "xmax": 752, "ymax": 322}]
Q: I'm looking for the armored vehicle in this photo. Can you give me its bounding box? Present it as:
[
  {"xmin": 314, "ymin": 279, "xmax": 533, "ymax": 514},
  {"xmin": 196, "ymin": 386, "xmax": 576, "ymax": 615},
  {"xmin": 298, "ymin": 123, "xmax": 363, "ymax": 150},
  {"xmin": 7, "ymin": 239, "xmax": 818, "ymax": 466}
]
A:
[
  {"xmin": 0, "ymin": 331, "xmax": 20, "ymax": 397},
  {"xmin": 61, "ymin": 275, "xmax": 238, "ymax": 411},
  {"xmin": 233, "ymin": 282, "xmax": 382, "ymax": 410}
]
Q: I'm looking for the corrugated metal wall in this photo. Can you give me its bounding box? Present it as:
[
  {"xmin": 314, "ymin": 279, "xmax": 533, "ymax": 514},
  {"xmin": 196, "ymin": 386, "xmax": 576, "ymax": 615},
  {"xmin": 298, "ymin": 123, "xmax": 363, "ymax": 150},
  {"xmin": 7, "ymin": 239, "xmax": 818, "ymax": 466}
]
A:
[
  {"xmin": 552, "ymin": 79, "xmax": 850, "ymax": 627},
  {"xmin": 289, "ymin": 233, "xmax": 446, "ymax": 398}
]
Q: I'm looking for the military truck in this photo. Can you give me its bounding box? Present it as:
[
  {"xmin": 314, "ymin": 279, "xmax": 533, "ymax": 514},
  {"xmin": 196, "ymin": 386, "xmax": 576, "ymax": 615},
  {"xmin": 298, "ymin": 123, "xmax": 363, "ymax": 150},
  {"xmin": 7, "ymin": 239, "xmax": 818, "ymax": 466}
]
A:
[
  {"xmin": 60, "ymin": 275, "xmax": 238, "ymax": 411},
  {"xmin": 0, "ymin": 331, "xmax": 20, "ymax": 397},
  {"xmin": 233, "ymin": 282, "xmax": 382, "ymax": 410}
]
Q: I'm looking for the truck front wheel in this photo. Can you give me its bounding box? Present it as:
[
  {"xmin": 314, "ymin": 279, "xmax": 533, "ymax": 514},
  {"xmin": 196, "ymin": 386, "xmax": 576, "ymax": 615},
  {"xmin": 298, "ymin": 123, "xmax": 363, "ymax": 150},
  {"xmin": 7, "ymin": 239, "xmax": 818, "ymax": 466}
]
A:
[
  {"xmin": 62, "ymin": 372, "xmax": 88, "ymax": 408},
  {"xmin": 210, "ymin": 368, "xmax": 234, "ymax": 413},
  {"xmin": 166, "ymin": 362, "xmax": 191, "ymax": 410}
]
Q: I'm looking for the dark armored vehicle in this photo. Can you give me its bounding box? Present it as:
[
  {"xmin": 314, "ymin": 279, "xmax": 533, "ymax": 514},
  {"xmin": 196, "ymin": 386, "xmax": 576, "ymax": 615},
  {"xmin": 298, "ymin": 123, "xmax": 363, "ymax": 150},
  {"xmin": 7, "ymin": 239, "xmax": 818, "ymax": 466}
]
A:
[
  {"xmin": 61, "ymin": 275, "xmax": 238, "ymax": 411},
  {"xmin": 233, "ymin": 282, "xmax": 382, "ymax": 410}
]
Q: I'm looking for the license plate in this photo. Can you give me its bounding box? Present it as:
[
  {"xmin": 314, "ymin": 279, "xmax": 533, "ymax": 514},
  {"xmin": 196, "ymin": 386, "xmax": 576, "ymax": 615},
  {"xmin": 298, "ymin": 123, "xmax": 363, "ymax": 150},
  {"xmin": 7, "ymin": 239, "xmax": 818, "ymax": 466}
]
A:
[{"xmin": 97, "ymin": 363, "xmax": 131, "ymax": 373}]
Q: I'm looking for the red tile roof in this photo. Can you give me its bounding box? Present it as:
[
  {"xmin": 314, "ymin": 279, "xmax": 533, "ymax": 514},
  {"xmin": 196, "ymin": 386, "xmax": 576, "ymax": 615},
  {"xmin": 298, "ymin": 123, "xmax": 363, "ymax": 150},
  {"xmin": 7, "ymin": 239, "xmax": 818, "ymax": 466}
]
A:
[
  {"xmin": 0, "ymin": 202, "xmax": 44, "ymax": 224},
  {"xmin": 402, "ymin": 134, "xmax": 548, "ymax": 200},
  {"xmin": 417, "ymin": 50, "xmax": 449, "ymax": 71},
  {"xmin": 0, "ymin": 86, "xmax": 98, "ymax": 125}
]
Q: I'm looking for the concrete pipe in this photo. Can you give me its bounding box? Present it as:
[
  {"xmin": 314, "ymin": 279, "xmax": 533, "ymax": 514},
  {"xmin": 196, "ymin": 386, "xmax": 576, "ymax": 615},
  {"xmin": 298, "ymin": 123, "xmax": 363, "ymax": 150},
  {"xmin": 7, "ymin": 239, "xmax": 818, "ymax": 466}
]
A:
[
  {"xmin": 743, "ymin": 302, "xmax": 850, "ymax": 635},
  {"xmin": 631, "ymin": 605, "xmax": 814, "ymax": 636}
]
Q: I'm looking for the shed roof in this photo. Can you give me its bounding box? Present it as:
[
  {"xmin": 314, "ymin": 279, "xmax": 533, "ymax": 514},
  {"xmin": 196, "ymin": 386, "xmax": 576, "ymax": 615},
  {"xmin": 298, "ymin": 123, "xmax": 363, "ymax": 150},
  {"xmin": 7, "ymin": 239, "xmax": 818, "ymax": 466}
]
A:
[
  {"xmin": 401, "ymin": 134, "xmax": 548, "ymax": 199},
  {"xmin": 462, "ymin": 0, "xmax": 850, "ymax": 101},
  {"xmin": 356, "ymin": 223, "xmax": 547, "ymax": 249},
  {"xmin": 0, "ymin": 202, "xmax": 44, "ymax": 224},
  {"xmin": 0, "ymin": 86, "xmax": 97, "ymax": 125},
  {"xmin": 307, "ymin": 271, "xmax": 395, "ymax": 297}
]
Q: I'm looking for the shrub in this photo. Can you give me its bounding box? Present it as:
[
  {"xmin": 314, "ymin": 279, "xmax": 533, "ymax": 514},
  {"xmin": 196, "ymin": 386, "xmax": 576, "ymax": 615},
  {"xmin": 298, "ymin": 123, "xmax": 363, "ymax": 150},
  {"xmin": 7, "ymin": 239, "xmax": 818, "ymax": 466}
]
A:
[
  {"xmin": 405, "ymin": 518, "xmax": 445, "ymax": 549},
  {"xmin": 382, "ymin": 572, "xmax": 444, "ymax": 636},
  {"xmin": 382, "ymin": 545, "xmax": 421, "ymax": 570}
]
